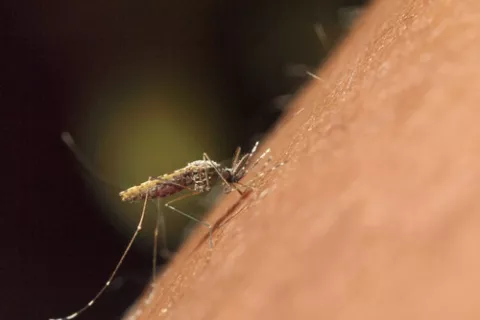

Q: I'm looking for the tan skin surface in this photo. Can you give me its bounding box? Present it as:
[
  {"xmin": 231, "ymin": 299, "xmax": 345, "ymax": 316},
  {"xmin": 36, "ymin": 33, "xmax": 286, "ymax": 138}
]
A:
[{"xmin": 125, "ymin": 0, "xmax": 480, "ymax": 319}]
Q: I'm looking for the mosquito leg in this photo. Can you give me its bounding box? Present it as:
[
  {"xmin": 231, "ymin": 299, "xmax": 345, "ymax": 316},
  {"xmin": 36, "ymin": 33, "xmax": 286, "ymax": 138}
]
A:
[
  {"xmin": 152, "ymin": 202, "xmax": 159, "ymax": 285},
  {"xmin": 153, "ymin": 199, "xmax": 171, "ymax": 275},
  {"xmin": 203, "ymin": 157, "xmax": 210, "ymax": 191},
  {"xmin": 164, "ymin": 192, "xmax": 213, "ymax": 248},
  {"xmin": 49, "ymin": 194, "xmax": 150, "ymax": 320},
  {"xmin": 141, "ymin": 198, "xmax": 170, "ymax": 305},
  {"xmin": 243, "ymin": 141, "xmax": 259, "ymax": 169},
  {"xmin": 244, "ymin": 148, "xmax": 271, "ymax": 175},
  {"xmin": 245, "ymin": 161, "xmax": 286, "ymax": 188},
  {"xmin": 314, "ymin": 23, "xmax": 328, "ymax": 51},
  {"xmin": 61, "ymin": 132, "xmax": 123, "ymax": 191},
  {"xmin": 233, "ymin": 181, "xmax": 256, "ymax": 193},
  {"xmin": 257, "ymin": 154, "xmax": 273, "ymax": 173}
]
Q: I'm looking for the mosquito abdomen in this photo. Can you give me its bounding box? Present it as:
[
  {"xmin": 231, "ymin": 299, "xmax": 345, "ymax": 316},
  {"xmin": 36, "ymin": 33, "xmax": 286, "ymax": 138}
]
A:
[{"xmin": 119, "ymin": 179, "xmax": 185, "ymax": 201}]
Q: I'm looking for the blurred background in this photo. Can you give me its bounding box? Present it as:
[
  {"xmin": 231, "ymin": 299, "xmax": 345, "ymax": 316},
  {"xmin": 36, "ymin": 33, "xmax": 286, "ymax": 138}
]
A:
[{"xmin": 1, "ymin": 0, "xmax": 365, "ymax": 319}]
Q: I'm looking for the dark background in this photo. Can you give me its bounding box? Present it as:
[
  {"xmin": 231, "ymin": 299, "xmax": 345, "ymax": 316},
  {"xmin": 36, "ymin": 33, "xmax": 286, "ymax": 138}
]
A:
[{"xmin": 1, "ymin": 1, "xmax": 365, "ymax": 319}]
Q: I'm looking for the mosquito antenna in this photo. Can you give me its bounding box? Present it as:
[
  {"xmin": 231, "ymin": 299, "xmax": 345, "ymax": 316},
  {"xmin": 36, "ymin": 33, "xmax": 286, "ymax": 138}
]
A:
[
  {"xmin": 49, "ymin": 194, "xmax": 150, "ymax": 320},
  {"xmin": 61, "ymin": 132, "xmax": 121, "ymax": 191}
]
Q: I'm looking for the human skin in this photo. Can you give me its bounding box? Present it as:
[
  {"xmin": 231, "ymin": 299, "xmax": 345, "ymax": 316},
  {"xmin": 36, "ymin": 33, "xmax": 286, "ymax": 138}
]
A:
[{"xmin": 125, "ymin": 0, "xmax": 480, "ymax": 319}]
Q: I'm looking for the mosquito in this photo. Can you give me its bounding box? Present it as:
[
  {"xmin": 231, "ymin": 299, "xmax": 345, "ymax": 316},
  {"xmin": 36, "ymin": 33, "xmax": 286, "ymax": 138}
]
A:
[{"xmin": 51, "ymin": 132, "xmax": 283, "ymax": 320}]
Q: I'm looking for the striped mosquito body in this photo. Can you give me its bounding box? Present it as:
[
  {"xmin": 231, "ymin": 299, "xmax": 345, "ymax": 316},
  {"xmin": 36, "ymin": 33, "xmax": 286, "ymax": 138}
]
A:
[
  {"xmin": 119, "ymin": 160, "xmax": 224, "ymax": 202},
  {"xmin": 119, "ymin": 141, "xmax": 261, "ymax": 203},
  {"xmin": 119, "ymin": 160, "xmax": 216, "ymax": 202},
  {"xmin": 52, "ymin": 134, "xmax": 284, "ymax": 320}
]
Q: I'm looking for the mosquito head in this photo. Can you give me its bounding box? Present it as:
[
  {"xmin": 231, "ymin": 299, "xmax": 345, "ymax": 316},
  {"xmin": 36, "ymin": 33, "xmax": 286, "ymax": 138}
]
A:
[
  {"xmin": 221, "ymin": 166, "xmax": 243, "ymax": 183},
  {"xmin": 219, "ymin": 167, "xmax": 239, "ymax": 194}
]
